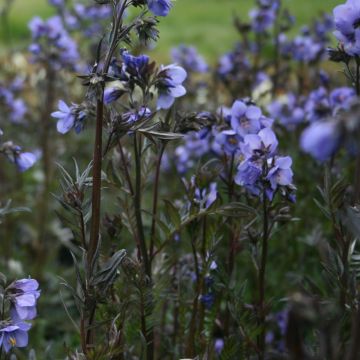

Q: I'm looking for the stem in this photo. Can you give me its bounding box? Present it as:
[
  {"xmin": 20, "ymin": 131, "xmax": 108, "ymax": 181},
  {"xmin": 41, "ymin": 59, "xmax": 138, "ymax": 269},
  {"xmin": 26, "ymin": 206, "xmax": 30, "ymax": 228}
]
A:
[
  {"xmin": 149, "ymin": 144, "xmax": 165, "ymax": 261},
  {"xmin": 133, "ymin": 134, "xmax": 150, "ymax": 276},
  {"xmin": 118, "ymin": 140, "xmax": 134, "ymax": 196},
  {"xmin": 35, "ymin": 66, "xmax": 56, "ymax": 278},
  {"xmin": 186, "ymin": 235, "xmax": 201, "ymax": 357},
  {"xmin": 88, "ymin": 98, "xmax": 104, "ymax": 272},
  {"xmin": 347, "ymin": 303, "xmax": 360, "ymax": 360},
  {"xmin": 133, "ymin": 133, "xmax": 153, "ymax": 360},
  {"xmin": 258, "ymin": 192, "xmax": 269, "ymax": 359}
]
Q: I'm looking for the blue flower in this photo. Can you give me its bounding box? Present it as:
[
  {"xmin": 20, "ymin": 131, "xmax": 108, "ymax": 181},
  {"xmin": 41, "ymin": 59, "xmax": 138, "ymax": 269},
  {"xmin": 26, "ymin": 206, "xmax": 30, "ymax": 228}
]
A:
[
  {"xmin": 249, "ymin": 6, "xmax": 276, "ymax": 33},
  {"xmin": 15, "ymin": 152, "xmax": 37, "ymax": 172},
  {"xmin": 51, "ymin": 100, "xmax": 75, "ymax": 134},
  {"xmin": 300, "ymin": 121, "xmax": 342, "ymax": 162},
  {"xmin": 0, "ymin": 322, "xmax": 31, "ymax": 353},
  {"xmin": 200, "ymin": 293, "xmax": 215, "ymax": 309},
  {"xmin": 122, "ymin": 51, "xmax": 150, "ymax": 80},
  {"xmin": 147, "ymin": 0, "xmax": 172, "ymax": 17},
  {"xmin": 230, "ymin": 100, "xmax": 262, "ymax": 137},
  {"xmin": 194, "ymin": 182, "xmax": 218, "ymax": 209},
  {"xmin": 291, "ymin": 35, "xmax": 322, "ymax": 63},
  {"xmin": 268, "ymin": 93, "xmax": 305, "ymax": 129},
  {"xmin": 156, "ymin": 64, "xmax": 187, "ymax": 109},
  {"xmin": 8, "ymin": 279, "xmax": 40, "ymax": 321},
  {"xmin": 214, "ymin": 129, "xmax": 241, "ymax": 155},
  {"xmin": 171, "ymin": 45, "xmax": 208, "ymax": 73},
  {"xmin": 333, "ymin": 0, "xmax": 360, "ymax": 55},
  {"xmin": 235, "ymin": 159, "xmax": 262, "ymax": 196},
  {"xmin": 266, "ymin": 156, "xmax": 294, "ymax": 200},
  {"xmin": 240, "ymin": 127, "xmax": 278, "ymax": 159}
]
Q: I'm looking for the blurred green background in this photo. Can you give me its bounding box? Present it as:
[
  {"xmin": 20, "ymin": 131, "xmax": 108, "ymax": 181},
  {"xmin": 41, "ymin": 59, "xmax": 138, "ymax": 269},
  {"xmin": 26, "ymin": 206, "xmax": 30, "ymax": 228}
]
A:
[{"xmin": 2, "ymin": 0, "xmax": 340, "ymax": 60}]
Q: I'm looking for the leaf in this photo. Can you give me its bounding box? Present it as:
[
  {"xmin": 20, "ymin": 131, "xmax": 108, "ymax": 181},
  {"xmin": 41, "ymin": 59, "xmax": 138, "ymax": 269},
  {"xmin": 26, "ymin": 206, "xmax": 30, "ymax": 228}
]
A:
[
  {"xmin": 163, "ymin": 200, "xmax": 181, "ymax": 228},
  {"xmin": 92, "ymin": 249, "xmax": 127, "ymax": 291},
  {"xmin": 138, "ymin": 128, "xmax": 183, "ymax": 141}
]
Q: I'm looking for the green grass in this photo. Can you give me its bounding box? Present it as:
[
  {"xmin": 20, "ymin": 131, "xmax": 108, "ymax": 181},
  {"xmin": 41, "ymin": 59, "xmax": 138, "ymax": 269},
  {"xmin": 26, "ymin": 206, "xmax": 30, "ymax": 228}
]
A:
[{"xmin": 3, "ymin": 0, "xmax": 341, "ymax": 61}]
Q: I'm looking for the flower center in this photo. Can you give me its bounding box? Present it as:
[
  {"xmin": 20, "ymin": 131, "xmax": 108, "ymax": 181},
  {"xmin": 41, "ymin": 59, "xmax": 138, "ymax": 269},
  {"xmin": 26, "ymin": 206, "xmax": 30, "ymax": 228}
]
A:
[
  {"xmin": 354, "ymin": 18, "xmax": 360, "ymax": 29},
  {"xmin": 9, "ymin": 337, "xmax": 16, "ymax": 347}
]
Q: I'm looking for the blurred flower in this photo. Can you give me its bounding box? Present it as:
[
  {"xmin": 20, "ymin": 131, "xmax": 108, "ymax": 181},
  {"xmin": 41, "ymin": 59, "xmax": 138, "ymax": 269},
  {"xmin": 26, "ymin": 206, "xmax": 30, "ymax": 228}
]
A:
[
  {"xmin": 171, "ymin": 45, "xmax": 208, "ymax": 73},
  {"xmin": 333, "ymin": 0, "xmax": 360, "ymax": 55},
  {"xmin": 15, "ymin": 152, "xmax": 37, "ymax": 172},
  {"xmin": 214, "ymin": 338, "xmax": 224, "ymax": 355},
  {"xmin": 28, "ymin": 16, "xmax": 79, "ymax": 70},
  {"xmin": 249, "ymin": 5, "xmax": 276, "ymax": 33},
  {"xmin": 268, "ymin": 93, "xmax": 305, "ymax": 129},
  {"xmin": 291, "ymin": 35, "xmax": 322, "ymax": 62},
  {"xmin": 200, "ymin": 293, "xmax": 214, "ymax": 309},
  {"xmin": 147, "ymin": 0, "xmax": 172, "ymax": 17},
  {"xmin": 300, "ymin": 121, "xmax": 342, "ymax": 161},
  {"xmin": 194, "ymin": 182, "xmax": 217, "ymax": 209}
]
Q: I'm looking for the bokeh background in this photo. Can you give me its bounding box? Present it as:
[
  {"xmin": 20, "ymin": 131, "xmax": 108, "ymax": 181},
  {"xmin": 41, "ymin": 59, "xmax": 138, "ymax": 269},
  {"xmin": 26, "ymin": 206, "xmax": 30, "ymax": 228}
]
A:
[{"xmin": 1, "ymin": 0, "xmax": 341, "ymax": 60}]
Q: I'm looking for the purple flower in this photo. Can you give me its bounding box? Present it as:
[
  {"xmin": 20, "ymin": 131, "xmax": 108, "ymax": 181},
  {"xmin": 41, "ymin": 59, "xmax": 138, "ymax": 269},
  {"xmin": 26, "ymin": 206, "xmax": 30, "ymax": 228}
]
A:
[
  {"xmin": 51, "ymin": 100, "xmax": 75, "ymax": 134},
  {"xmin": 241, "ymin": 127, "xmax": 278, "ymax": 159},
  {"xmin": 156, "ymin": 65, "xmax": 187, "ymax": 109},
  {"xmin": 235, "ymin": 159, "xmax": 262, "ymax": 195},
  {"xmin": 194, "ymin": 183, "xmax": 218, "ymax": 209},
  {"xmin": 8, "ymin": 279, "xmax": 40, "ymax": 321},
  {"xmin": 214, "ymin": 129, "xmax": 241, "ymax": 155},
  {"xmin": 48, "ymin": 0, "xmax": 64, "ymax": 7},
  {"xmin": 249, "ymin": 6, "xmax": 276, "ymax": 33},
  {"xmin": 0, "ymin": 322, "xmax": 31, "ymax": 353},
  {"xmin": 200, "ymin": 293, "xmax": 214, "ymax": 309},
  {"xmin": 147, "ymin": 0, "xmax": 172, "ymax": 16},
  {"xmin": 104, "ymin": 82, "xmax": 126, "ymax": 104},
  {"xmin": 123, "ymin": 107, "xmax": 152, "ymax": 125},
  {"xmin": 230, "ymin": 100, "xmax": 263, "ymax": 137},
  {"xmin": 300, "ymin": 121, "xmax": 342, "ymax": 161},
  {"xmin": 28, "ymin": 16, "xmax": 79, "ymax": 70},
  {"xmin": 291, "ymin": 35, "xmax": 322, "ymax": 62},
  {"xmin": 214, "ymin": 338, "xmax": 224, "ymax": 355},
  {"xmin": 171, "ymin": 45, "xmax": 208, "ymax": 73},
  {"xmin": 122, "ymin": 51, "xmax": 150, "ymax": 80},
  {"xmin": 333, "ymin": 0, "xmax": 360, "ymax": 55},
  {"xmin": 15, "ymin": 152, "xmax": 37, "ymax": 172},
  {"xmin": 268, "ymin": 93, "xmax": 305, "ymax": 129},
  {"xmin": 266, "ymin": 156, "xmax": 294, "ymax": 200}
]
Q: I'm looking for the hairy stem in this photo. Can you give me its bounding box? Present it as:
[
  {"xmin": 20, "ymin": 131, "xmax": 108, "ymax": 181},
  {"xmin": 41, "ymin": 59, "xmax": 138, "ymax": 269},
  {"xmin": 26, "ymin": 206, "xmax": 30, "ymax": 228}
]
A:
[{"xmin": 149, "ymin": 144, "xmax": 165, "ymax": 261}]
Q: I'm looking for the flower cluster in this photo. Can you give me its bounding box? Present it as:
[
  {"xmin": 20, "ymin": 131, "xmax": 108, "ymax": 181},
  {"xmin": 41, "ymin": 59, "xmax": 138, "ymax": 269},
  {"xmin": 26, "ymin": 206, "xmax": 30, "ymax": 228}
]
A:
[
  {"xmin": 248, "ymin": 0, "xmax": 279, "ymax": 33},
  {"xmin": 0, "ymin": 78, "xmax": 27, "ymax": 124},
  {"xmin": 268, "ymin": 93, "xmax": 305, "ymax": 129},
  {"xmin": 28, "ymin": 16, "xmax": 79, "ymax": 70},
  {"xmin": 171, "ymin": 45, "xmax": 208, "ymax": 73},
  {"xmin": 229, "ymin": 100, "xmax": 294, "ymax": 200},
  {"xmin": 0, "ymin": 278, "xmax": 40, "ymax": 353}
]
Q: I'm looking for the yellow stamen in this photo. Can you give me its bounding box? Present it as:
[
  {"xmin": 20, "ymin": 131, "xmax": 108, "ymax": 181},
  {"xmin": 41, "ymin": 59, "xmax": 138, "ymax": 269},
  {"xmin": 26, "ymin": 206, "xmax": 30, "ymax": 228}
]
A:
[{"xmin": 9, "ymin": 337, "xmax": 16, "ymax": 346}]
